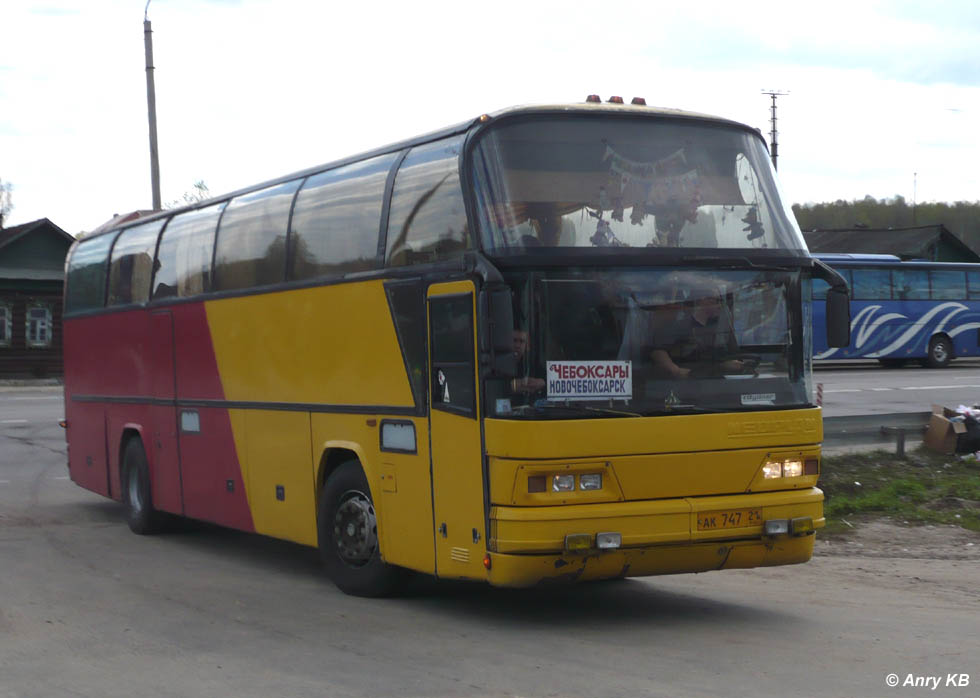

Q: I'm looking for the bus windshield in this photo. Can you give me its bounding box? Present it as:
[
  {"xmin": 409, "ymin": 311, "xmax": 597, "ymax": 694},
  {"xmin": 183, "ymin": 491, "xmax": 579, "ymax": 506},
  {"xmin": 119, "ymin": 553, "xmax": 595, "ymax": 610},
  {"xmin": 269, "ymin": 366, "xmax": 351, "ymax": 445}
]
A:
[
  {"xmin": 472, "ymin": 115, "xmax": 806, "ymax": 254},
  {"xmin": 487, "ymin": 266, "xmax": 809, "ymax": 418}
]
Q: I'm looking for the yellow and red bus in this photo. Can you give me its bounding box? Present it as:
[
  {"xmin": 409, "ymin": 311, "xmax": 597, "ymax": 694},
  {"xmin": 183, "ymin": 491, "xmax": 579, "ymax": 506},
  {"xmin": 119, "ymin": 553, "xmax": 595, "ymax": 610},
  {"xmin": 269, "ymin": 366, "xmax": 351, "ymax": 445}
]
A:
[{"xmin": 62, "ymin": 98, "xmax": 849, "ymax": 595}]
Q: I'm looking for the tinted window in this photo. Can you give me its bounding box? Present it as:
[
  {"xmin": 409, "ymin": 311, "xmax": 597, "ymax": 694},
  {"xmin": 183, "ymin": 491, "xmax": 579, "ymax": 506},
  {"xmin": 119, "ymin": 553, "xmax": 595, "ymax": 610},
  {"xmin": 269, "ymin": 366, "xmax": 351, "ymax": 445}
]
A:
[
  {"xmin": 385, "ymin": 280, "xmax": 427, "ymax": 411},
  {"xmin": 386, "ymin": 137, "xmax": 470, "ymax": 267},
  {"xmin": 213, "ymin": 181, "xmax": 301, "ymax": 292},
  {"xmin": 290, "ymin": 154, "xmax": 396, "ymax": 281},
  {"xmin": 66, "ymin": 233, "xmax": 115, "ymax": 313},
  {"xmin": 429, "ymin": 293, "xmax": 474, "ymax": 414},
  {"xmin": 968, "ymin": 271, "xmax": 980, "ymax": 300},
  {"xmin": 930, "ymin": 270, "xmax": 966, "ymax": 299},
  {"xmin": 153, "ymin": 203, "xmax": 225, "ymax": 299},
  {"xmin": 892, "ymin": 269, "xmax": 929, "ymax": 300},
  {"xmin": 107, "ymin": 219, "xmax": 165, "ymax": 305},
  {"xmin": 851, "ymin": 268, "xmax": 891, "ymax": 300}
]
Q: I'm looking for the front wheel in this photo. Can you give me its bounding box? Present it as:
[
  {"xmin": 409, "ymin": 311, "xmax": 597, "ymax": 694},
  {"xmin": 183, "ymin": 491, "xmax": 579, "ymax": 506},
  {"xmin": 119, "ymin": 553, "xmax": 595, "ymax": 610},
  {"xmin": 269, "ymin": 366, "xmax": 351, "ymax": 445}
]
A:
[
  {"xmin": 317, "ymin": 460, "xmax": 404, "ymax": 597},
  {"xmin": 926, "ymin": 336, "xmax": 953, "ymax": 368}
]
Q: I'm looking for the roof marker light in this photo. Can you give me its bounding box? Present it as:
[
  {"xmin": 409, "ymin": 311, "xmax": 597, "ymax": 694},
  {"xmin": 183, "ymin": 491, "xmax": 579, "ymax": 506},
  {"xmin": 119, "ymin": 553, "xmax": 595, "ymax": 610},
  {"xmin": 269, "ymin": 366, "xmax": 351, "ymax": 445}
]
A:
[
  {"xmin": 608, "ymin": 96, "xmax": 624, "ymax": 104},
  {"xmin": 631, "ymin": 97, "xmax": 647, "ymax": 105},
  {"xmin": 586, "ymin": 94, "xmax": 602, "ymax": 103}
]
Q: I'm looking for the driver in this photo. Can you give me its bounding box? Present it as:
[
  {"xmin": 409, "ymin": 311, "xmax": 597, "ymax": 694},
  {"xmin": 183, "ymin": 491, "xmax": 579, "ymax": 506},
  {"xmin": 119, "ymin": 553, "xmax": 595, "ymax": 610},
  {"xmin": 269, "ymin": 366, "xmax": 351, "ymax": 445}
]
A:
[{"xmin": 650, "ymin": 284, "xmax": 747, "ymax": 379}]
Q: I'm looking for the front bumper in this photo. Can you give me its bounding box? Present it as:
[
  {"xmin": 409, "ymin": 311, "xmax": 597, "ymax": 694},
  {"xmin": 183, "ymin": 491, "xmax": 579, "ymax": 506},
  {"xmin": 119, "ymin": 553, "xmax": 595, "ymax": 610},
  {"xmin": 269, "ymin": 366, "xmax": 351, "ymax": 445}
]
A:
[{"xmin": 486, "ymin": 487, "xmax": 823, "ymax": 587}]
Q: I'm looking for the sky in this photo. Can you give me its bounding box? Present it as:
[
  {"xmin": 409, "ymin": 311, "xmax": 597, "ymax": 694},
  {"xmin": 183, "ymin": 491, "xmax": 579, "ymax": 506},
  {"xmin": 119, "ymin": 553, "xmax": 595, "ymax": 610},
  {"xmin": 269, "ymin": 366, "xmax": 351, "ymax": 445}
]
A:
[{"xmin": 1, "ymin": 0, "xmax": 979, "ymax": 236}]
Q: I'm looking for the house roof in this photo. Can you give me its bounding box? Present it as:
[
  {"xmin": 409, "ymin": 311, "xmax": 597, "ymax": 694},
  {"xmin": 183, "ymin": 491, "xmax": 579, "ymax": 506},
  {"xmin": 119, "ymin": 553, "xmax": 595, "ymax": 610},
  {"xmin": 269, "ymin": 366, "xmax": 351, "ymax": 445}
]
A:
[
  {"xmin": 802, "ymin": 225, "xmax": 980, "ymax": 262},
  {"xmin": 0, "ymin": 218, "xmax": 75, "ymax": 252}
]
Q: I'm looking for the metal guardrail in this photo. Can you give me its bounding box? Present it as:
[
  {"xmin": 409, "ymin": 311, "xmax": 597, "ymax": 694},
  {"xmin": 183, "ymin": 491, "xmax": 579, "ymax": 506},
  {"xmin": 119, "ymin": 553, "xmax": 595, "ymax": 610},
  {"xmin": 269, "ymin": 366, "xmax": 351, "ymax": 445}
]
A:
[{"xmin": 823, "ymin": 411, "xmax": 932, "ymax": 452}]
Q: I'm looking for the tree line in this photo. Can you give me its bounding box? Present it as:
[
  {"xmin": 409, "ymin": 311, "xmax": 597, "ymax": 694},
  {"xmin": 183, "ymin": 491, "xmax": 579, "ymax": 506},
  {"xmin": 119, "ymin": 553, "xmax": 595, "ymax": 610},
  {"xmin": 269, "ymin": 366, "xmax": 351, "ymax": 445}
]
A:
[{"xmin": 792, "ymin": 196, "xmax": 980, "ymax": 251}]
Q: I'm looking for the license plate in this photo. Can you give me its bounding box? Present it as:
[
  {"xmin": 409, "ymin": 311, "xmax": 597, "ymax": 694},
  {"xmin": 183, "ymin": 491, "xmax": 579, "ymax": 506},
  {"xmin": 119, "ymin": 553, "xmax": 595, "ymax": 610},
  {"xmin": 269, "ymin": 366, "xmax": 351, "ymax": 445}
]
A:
[{"xmin": 697, "ymin": 508, "xmax": 762, "ymax": 531}]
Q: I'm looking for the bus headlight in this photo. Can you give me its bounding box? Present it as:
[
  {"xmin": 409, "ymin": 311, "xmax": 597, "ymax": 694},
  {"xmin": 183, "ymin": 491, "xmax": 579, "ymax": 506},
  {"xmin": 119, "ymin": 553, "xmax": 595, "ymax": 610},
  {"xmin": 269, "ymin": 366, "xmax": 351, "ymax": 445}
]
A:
[
  {"xmin": 762, "ymin": 461, "xmax": 783, "ymax": 479},
  {"xmin": 782, "ymin": 460, "xmax": 803, "ymax": 478},
  {"xmin": 579, "ymin": 473, "xmax": 602, "ymax": 490},
  {"xmin": 553, "ymin": 475, "xmax": 575, "ymax": 492}
]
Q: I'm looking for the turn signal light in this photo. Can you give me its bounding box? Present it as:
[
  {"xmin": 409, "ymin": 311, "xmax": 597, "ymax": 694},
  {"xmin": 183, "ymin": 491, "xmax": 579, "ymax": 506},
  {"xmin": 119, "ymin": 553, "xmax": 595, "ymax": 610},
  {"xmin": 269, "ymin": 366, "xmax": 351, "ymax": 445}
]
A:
[
  {"xmin": 565, "ymin": 533, "xmax": 592, "ymax": 552},
  {"xmin": 790, "ymin": 517, "xmax": 814, "ymax": 536}
]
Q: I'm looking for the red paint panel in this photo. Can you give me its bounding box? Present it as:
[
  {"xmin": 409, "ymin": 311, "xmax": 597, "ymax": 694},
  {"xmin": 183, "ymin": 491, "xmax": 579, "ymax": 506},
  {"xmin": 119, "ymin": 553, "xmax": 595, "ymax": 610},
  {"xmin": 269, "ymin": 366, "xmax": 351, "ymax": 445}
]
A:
[
  {"xmin": 179, "ymin": 407, "xmax": 254, "ymax": 531},
  {"xmin": 64, "ymin": 301, "xmax": 253, "ymax": 533},
  {"xmin": 172, "ymin": 303, "xmax": 226, "ymax": 400},
  {"xmin": 65, "ymin": 402, "xmax": 110, "ymax": 497}
]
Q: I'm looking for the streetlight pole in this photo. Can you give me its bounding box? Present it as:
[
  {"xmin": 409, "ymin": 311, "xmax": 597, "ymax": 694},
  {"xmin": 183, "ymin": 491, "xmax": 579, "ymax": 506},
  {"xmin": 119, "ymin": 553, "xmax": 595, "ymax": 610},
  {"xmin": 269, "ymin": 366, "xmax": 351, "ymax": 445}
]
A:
[{"xmin": 144, "ymin": 0, "xmax": 161, "ymax": 211}]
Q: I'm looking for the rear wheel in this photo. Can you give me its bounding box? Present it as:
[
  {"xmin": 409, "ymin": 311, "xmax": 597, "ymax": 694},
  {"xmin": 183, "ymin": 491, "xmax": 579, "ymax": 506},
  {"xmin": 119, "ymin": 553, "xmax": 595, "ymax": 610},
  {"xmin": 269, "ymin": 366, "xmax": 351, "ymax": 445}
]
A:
[
  {"xmin": 926, "ymin": 336, "xmax": 953, "ymax": 368},
  {"xmin": 317, "ymin": 460, "xmax": 404, "ymax": 597},
  {"xmin": 122, "ymin": 438, "xmax": 165, "ymax": 535}
]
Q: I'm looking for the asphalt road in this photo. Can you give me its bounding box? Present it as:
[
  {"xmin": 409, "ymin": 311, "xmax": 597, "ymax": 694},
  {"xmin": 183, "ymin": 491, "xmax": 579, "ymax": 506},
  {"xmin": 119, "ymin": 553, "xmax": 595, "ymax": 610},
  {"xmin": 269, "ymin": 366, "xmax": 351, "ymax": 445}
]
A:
[
  {"xmin": 1, "ymin": 388, "xmax": 978, "ymax": 697},
  {"xmin": 815, "ymin": 359, "xmax": 980, "ymax": 416}
]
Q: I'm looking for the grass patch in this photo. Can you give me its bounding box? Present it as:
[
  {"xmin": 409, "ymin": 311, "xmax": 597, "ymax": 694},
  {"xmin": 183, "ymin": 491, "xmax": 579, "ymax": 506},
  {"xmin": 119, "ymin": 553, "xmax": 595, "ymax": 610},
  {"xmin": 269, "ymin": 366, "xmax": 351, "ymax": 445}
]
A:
[{"xmin": 820, "ymin": 447, "xmax": 980, "ymax": 534}]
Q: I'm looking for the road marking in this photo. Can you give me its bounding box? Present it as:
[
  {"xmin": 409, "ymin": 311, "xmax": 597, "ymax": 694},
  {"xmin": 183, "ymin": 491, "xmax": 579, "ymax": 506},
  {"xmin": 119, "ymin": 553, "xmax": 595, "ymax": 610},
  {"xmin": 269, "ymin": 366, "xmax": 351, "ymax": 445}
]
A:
[
  {"xmin": 1, "ymin": 419, "xmax": 29, "ymax": 424},
  {"xmin": 49, "ymin": 476, "xmax": 69, "ymax": 480},
  {"xmin": 824, "ymin": 389, "xmax": 861, "ymax": 393},
  {"xmin": 0, "ymin": 480, "xmax": 10, "ymax": 485},
  {"xmin": 899, "ymin": 385, "xmax": 964, "ymax": 390},
  {"xmin": 870, "ymin": 388, "xmax": 893, "ymax": 391},
  {"xmin": 6, "ymin": 396, "xmax": 62, "ymax": 401}
]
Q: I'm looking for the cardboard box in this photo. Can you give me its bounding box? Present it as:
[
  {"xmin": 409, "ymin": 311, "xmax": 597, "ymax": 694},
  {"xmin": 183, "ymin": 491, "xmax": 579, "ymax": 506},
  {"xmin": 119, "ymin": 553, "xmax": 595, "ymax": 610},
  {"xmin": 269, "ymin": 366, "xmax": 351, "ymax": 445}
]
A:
[{"xmin": 923, "ymin": 404, "xmax": 968, "ymax": 454}]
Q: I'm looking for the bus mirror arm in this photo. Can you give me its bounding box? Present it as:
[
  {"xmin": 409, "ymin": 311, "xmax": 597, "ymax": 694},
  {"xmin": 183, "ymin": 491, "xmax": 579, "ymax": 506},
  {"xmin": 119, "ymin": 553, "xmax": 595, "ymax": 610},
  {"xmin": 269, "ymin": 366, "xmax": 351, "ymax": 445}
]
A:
[{"xmin": 813, "ymin": 259, "xmax": 851, "ymax": 348}]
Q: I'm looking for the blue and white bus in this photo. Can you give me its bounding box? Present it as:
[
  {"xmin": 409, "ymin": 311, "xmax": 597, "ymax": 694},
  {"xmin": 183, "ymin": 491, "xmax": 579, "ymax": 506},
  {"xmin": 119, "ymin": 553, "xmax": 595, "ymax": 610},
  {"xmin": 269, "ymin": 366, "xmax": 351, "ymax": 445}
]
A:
[{"xmin": 813, "ymin": 254, "xmax": 980, "ymax": 367}]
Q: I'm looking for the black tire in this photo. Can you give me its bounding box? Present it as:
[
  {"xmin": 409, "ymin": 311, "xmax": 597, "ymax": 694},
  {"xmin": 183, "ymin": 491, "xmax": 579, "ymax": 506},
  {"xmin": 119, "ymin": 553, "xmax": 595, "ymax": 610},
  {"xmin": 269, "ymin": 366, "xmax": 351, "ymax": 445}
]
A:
[
  {"xmin": 122, "ymin": 437, "xmax": 165, "ymax": 535},
  {"xmin": 926, "ymin": 336, "xmax": 953, "ymax": 368},
  {"xmin": 317, "ymin": 460, "xmax": 404, "ymax": 597}
]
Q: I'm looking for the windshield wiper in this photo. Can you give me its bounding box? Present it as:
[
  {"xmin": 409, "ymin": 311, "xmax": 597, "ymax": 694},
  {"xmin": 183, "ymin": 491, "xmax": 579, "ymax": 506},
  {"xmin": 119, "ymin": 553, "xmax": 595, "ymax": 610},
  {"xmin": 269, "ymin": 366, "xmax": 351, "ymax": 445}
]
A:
[{"xmin": 526, "ymin": 402, "xmax": 642, "ymax": 418}]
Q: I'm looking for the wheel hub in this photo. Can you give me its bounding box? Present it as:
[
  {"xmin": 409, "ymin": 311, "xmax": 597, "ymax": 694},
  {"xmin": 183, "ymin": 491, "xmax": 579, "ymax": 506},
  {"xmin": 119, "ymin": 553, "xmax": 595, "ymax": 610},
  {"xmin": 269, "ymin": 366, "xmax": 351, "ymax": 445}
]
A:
[{"xmin": 334, "ymin": 491, "xmax": 378, "ymax": 567}]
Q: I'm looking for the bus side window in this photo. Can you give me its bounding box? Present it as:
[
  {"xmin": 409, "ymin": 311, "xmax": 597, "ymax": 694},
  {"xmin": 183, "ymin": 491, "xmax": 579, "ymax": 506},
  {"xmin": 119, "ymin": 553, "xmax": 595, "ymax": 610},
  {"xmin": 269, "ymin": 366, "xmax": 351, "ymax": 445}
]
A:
[
  {"xmin": 893, "ymin": 269, "xmax": 928, "ymax": 300},
  {"xmin": 851, "ymin": 268, "xmax": 891, "ymax": 300},
  {"xmin": 66, "ymin": 233, "xmax": 116, "ymax": 314},
  {"xmin": 289, "ymin": 153, "xmax": 396, "ymax": 281},
  {"xmin": 429, "ymin": 295, "xmax": 475, "ymax": 415},
  {"xmin": 153, "ymin": 203, "xmax": 225, "ymax": 300},
  {"xmin": 968, "ymin": 271, "xmax": 980, "ymax": 300},
  {"xmin": 929, "ymin": 270, "xmax": 966, "ymax": 300},
  {"xmin": 213, "ymin": 180, "xmax": 302, "ymax": 292},
  {"xmin": 107, "ymin": 219, "xmax": 165, "ymax": 306},
  {"xmin": 386, "ymin": 136, "xmax": 470, "ymax": 267}
]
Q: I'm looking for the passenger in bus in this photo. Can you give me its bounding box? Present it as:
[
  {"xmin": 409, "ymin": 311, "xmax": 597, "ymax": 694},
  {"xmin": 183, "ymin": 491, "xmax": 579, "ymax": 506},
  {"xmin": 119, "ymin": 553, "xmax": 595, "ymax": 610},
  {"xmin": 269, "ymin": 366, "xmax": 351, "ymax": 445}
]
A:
[
  {"xmin": 509, "ymin": 328, "xmax": 545, "ymax": 394},
  {"xmin": 650, "ymin": 290, "xmax": 746, "ymax": 378}
]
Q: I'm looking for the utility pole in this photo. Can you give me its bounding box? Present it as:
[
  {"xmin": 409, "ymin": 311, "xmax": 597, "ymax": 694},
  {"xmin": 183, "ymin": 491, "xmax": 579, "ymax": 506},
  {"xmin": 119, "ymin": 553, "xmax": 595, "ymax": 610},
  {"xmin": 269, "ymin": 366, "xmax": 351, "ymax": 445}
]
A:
[
  {"xmin": 761, "ymin": 89, "xmax": 788, "ymax": 171},
  {"xmin": 144, "ymin": 0, "xmax": 162, "ymax": 211}
]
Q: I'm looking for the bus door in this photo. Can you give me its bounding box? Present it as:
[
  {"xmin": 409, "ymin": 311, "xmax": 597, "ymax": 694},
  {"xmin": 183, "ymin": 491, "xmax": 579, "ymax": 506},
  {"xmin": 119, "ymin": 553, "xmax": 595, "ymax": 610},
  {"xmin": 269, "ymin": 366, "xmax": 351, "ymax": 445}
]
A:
[
  {"xmin": 146, "ymin": 309, "xmax": 183, "ymax": 514},
  {"xmin": 427, "ymin": 282, "xmax": 487, "ymax": 579}
]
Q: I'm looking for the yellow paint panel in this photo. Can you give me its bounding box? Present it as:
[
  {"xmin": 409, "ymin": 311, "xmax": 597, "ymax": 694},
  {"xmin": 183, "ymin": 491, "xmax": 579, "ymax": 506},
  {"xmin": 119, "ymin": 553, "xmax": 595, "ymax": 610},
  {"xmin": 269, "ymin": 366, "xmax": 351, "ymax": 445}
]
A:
[
  {"xmin": 310, "ymin": 413, "xmax": 435, "ymax": 575},
  {"xmin": 484, "ymin": 408, "xmax": 822, "ymax": 458},
  {"xmin": 244, "ymin": 410, "xmax": 316, "ymax": 546},
  {"xmin": 205, "ymin": 280, "xmax": 414, "ymax": 407}
]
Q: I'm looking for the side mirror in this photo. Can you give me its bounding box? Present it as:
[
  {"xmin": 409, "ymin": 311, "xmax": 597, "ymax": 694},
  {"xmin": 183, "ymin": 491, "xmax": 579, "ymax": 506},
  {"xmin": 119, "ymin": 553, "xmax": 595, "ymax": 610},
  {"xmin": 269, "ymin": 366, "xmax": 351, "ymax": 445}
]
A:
[
  {"xmin": 826, "ymin": 287, "xmax": 851, "ymax": 348},
  {"xmin": 813, "ymin": 259, "xmax": 851, "ymax": 348},
  {"xmin": 480, "ymin": 285, "xmax": 516, "ymax": 377}
]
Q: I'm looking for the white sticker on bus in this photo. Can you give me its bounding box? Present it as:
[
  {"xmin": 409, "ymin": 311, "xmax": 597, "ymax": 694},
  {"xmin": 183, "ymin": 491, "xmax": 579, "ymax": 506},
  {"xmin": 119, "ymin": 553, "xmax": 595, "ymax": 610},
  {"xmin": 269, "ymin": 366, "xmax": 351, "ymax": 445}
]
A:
[
  {"xmin": 741, "ymin": 393, "xmax": 776, "ymax": 406},
  {"xmin": 546, "ymin": 361, "xmax": 632, "ymax": 401}
]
